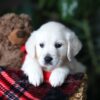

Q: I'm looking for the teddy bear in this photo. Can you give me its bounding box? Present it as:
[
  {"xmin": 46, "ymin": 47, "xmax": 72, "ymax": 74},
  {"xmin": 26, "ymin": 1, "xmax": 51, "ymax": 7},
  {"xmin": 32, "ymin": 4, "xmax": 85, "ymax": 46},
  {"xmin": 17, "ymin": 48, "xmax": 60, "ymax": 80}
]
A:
[{"xmin": 0, "ymin": 13, "xmax": 33, "ymax": 68}]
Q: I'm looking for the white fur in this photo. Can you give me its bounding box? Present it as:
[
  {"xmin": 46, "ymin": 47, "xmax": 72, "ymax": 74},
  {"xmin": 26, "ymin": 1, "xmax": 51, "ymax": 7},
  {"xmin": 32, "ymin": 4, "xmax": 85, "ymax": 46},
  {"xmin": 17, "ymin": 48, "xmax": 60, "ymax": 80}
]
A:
[
  {"xmin": 21, "ymin": 21, "xmax": 86, "ymax": 87},
  {"xmin": 49, "ymin": 67, "xmax": 69, "ymax": 87}
]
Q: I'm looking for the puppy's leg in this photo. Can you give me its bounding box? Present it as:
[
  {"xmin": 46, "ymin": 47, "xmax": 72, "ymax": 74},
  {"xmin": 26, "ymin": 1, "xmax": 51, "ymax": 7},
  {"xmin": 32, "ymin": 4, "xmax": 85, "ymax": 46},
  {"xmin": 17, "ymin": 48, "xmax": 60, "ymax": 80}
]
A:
[
  {"xmin": 21, "ymin": 55, "xmax": 43, "ymax": 86},
  {"xmin": 49, "ymin": 67, "xmax": 69, "ymax": 87}
]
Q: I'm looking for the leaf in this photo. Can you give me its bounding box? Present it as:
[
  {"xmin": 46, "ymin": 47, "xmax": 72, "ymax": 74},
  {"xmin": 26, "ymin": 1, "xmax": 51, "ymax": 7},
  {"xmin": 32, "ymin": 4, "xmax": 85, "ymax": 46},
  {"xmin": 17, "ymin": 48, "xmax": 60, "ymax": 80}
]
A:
[
  {"xmin": 58, "ymin": 0, "xmax": 78, "ymax": 21},
  {"xmin": 38, "ymin": 0, "xmax": 46, "ymax": 9}
]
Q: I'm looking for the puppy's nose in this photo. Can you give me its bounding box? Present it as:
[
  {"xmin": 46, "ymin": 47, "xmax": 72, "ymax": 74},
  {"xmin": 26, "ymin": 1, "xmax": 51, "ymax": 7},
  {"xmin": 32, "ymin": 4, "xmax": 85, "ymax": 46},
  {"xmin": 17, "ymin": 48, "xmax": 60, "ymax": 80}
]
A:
[{"xmin": 44, "ymin": 55, "xmax": 53, "ymax": 64}]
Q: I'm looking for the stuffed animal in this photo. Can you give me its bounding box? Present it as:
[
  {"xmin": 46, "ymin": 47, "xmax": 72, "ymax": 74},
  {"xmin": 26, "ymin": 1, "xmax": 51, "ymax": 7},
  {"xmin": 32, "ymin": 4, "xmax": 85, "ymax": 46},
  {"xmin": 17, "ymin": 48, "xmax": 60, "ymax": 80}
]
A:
[{"xmin": 0, "ymin": 13, "xmax": 33, "ymax": 68}]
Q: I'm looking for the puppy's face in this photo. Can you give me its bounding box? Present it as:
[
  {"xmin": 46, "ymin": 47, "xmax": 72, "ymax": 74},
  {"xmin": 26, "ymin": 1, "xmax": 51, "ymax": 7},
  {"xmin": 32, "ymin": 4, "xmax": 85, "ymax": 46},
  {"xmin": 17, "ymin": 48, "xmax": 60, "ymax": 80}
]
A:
[
  {"xmin": 26, "ymin": 22, "xmax": 82, "ymax": 71},
  {"xmin": 36, "ymin": 31, "xmax": 67, "ymax": 70}
]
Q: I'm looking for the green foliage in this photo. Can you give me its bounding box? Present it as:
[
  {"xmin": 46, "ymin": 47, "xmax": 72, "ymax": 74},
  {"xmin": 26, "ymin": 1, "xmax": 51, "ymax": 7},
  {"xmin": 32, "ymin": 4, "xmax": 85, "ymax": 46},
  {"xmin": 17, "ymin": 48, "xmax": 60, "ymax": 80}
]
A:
[{"xmin": 58, "ymin": 0, "xmax": 78, "ymax": 21}]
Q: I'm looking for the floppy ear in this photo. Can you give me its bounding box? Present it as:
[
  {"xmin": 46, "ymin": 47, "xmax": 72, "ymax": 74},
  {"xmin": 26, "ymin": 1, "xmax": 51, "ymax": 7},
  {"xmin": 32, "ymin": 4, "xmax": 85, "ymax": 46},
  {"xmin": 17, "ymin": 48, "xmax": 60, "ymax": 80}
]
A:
[
  {"xmin": 65, "ymin": 29, "xmax": 82, "ymax": 61},
  {"xmin": 25, "ymin": 31, "xmax": 37, "ymax": 58}
]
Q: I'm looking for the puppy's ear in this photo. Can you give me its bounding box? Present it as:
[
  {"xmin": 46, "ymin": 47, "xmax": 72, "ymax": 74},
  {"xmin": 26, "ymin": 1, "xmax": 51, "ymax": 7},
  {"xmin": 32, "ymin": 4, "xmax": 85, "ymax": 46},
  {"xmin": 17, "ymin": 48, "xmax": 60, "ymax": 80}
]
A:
[
  {"xmin": 65, "ymin": 29, "xmax": 82, "ymax": 61},
  {"xmin": 25, "ymin": 31, "xmax": 37, "ymax": 58}
]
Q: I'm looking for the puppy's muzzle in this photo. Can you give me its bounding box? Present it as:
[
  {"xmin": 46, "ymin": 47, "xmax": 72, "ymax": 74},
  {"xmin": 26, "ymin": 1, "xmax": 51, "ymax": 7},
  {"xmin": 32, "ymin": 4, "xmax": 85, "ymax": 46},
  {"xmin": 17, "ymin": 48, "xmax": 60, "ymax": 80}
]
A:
[{"xmin": 44, "ymin": 55, "xmax": 53, "ymax": 64}]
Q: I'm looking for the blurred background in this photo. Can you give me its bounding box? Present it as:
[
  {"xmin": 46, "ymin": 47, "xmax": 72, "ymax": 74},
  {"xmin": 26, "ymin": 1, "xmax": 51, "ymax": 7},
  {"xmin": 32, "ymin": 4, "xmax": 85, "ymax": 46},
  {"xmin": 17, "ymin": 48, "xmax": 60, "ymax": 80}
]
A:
[{"xmin": 0, "ymin": 0, "xmax": 100, "ymax": 99}]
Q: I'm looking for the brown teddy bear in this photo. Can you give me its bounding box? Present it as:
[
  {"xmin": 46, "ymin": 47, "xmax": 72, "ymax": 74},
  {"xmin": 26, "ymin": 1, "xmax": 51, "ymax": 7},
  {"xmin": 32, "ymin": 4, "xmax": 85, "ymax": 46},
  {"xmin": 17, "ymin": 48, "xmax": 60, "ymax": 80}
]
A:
[{"xmin": 0, "ymin": 13, "xmax": 33, "ymax": 68}]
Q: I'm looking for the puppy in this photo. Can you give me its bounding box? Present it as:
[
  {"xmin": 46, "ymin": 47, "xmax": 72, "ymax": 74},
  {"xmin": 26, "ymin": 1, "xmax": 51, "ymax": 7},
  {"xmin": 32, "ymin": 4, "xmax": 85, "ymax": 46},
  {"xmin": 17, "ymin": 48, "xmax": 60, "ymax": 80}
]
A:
[{"xmin": 21, "ymin": 21, "xmax": 85, "ymax": 87}]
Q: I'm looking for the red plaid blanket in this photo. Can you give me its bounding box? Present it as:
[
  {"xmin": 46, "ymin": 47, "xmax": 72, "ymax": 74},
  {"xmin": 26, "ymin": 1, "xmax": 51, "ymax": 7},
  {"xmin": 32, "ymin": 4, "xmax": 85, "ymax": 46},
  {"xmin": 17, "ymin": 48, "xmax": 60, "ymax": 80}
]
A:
[{"xmin": 0, "ymin": 67, "xmax": 84, "ymax": 100}]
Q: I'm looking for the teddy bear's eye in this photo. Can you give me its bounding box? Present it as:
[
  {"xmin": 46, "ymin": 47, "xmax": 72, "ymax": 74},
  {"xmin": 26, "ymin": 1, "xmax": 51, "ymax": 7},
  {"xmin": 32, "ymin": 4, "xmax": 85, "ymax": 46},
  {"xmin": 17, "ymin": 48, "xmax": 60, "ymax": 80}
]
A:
[
  {"xmin": 17, "ymin": 31, "xmax": 26, "ymax": 38},
  {"xmin": 40, "ymin": 43, "xmax": 44, "ymax": 48},
  {"xmin": 55, "ymin": 43, "xmax": 62, "ymax": 48}
]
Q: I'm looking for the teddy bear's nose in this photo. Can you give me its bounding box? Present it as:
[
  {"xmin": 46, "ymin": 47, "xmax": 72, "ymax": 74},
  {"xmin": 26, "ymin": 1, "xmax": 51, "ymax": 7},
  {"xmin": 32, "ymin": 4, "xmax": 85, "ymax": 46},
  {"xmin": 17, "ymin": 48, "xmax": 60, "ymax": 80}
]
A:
[{"xmin": 17, "ymin": 31, "xmax": 26, "ymax": 38}]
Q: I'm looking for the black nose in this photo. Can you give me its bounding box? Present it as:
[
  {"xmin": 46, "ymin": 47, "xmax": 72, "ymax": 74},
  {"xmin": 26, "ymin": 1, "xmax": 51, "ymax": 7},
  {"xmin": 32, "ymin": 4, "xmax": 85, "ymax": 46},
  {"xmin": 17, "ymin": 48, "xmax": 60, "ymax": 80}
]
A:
[{"xmin": 44, "ymin": 55, "xmax": 53, "ymax": 64}]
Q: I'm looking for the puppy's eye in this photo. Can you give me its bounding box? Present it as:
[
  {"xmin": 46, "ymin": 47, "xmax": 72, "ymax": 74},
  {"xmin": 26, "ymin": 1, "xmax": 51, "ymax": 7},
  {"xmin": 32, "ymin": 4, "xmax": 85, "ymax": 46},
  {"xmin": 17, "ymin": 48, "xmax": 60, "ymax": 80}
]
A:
[
  {"xmin": 40, "ymin": 43, "xmax": 44, "ymax": 48},
  {"xmin": 55, "ymin": 43, "xmax": 62, "ymax": 48}
]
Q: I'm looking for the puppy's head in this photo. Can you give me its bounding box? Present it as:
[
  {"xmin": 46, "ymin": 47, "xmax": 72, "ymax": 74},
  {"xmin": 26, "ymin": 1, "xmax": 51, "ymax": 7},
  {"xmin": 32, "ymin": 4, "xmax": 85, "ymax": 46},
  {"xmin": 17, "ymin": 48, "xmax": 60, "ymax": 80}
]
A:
[{"xmin": 26, "ymin": 22, "xmax": 82, "ymax": 71}]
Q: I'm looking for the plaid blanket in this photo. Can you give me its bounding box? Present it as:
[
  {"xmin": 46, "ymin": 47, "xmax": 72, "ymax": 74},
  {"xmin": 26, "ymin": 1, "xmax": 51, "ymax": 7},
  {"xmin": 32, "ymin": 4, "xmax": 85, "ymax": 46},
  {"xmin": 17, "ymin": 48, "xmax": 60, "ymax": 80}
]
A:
[{"xmin": 0, "ymin": 66, "xmax": 84, "ymax": 100}]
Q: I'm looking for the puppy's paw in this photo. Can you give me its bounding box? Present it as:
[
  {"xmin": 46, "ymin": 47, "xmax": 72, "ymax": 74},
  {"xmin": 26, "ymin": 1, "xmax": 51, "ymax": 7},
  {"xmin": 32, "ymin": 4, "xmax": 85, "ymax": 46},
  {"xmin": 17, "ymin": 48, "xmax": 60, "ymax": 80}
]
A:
[
  {"xmin": 49, "ymin": 69, "xmax": 68, "ymax": 87},
  {"xmin": 28, "ymin": 72, "xmax": 43, "ymax": 87}
]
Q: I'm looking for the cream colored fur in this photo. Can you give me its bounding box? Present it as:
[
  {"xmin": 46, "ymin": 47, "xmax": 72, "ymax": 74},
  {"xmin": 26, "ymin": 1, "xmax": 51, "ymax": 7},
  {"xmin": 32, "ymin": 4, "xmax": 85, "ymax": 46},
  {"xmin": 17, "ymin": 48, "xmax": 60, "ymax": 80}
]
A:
[{"xmin": 21, "ymin": 21, "xmax": 86, "ymax": 87}]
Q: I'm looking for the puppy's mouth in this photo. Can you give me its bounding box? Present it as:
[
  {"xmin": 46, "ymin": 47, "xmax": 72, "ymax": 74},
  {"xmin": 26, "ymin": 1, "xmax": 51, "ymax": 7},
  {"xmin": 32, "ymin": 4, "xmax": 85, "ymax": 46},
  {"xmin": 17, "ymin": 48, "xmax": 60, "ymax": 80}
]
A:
[
  {"xmin": 45, "ymin": 62, "xmax": 53, "ymax": 66},
  {"xmin": 42, "ymin": 62, "xmax": 53, "ymax": 68},
  {"xmin": 41, "ymin": 60, "xmax": 59, "ymax": 71}
]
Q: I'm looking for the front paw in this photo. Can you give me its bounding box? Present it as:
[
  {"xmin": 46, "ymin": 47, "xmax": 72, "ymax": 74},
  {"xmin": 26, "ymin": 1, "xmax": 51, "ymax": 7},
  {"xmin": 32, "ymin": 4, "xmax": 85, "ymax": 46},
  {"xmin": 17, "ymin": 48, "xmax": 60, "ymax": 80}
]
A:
[
  {"xmin": 49, "ymin": 69, "xmax": 68, "ymax": 87},
  {"xmin": 28, "ymin": 72, "xmax": 43, "ymax": 87}
]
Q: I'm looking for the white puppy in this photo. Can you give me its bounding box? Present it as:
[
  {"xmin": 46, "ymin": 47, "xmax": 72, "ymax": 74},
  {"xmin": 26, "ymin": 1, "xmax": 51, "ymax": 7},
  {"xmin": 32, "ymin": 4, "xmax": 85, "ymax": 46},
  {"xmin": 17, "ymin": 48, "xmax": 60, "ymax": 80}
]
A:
[{"xmin": 21, "ymin": 21, "xmax": 85, "ymax": 87}]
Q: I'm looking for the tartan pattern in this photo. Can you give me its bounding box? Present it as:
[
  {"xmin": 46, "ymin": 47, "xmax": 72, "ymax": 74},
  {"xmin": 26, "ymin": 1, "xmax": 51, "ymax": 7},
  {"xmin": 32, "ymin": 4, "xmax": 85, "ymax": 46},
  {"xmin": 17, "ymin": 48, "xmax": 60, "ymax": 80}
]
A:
[
  {"xmin": 0, "ymin": 67, "xmax": 38, "ymax": 100},
  {"xmin": 0, "ymin": 67, "xmax": 84, "ymax": 100}
]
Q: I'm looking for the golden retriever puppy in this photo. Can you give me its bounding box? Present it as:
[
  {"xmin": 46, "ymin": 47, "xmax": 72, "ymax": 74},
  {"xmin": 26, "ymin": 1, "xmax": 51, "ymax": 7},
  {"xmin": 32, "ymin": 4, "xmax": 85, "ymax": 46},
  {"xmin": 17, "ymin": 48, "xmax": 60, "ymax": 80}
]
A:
[{"xmin": 21, "ymin": 21, "xmax": 85, "ymax": 87}]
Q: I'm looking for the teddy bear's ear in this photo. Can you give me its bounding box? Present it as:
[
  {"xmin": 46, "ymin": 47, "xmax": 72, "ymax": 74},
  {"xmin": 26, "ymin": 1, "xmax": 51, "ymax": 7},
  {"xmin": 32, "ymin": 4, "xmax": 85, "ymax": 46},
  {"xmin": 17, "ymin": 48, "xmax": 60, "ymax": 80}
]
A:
[
  {"xmin": 65, "ymin": 29, "xmax": 82, "ymax": 61},
  {"xmin": 25, "ymin": 31, "xmax": 37, "ymax": 58}
]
